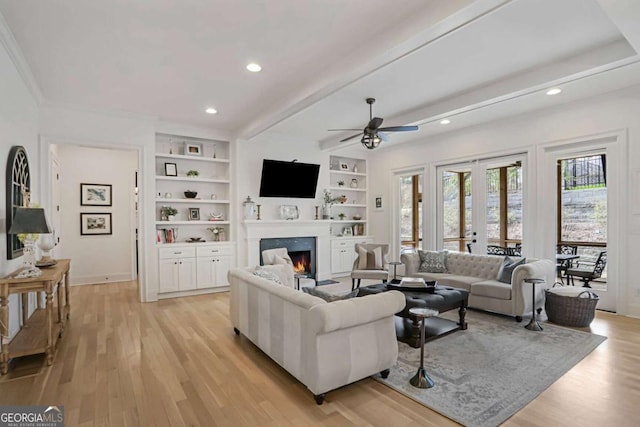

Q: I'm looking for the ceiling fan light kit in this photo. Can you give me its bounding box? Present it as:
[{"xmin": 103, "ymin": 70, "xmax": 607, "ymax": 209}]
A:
[{"xmin": 329, "ymin": 97, "xmax": 418, "ymax": 149}]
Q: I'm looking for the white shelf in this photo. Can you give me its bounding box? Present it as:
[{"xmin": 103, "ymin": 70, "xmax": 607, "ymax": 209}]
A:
[
  {"xmin": 328, "ymin": 170, "xmax": 367, "ymax": 177},
  {"xmin": 155, "ymin": 153, "xmax": 230, "ymax": 163},
  {"xmin": 156, "ymin": 176, "xmax": 230, "ymax": 184},
  {"xmin": 156, "ymin": 198, "xmax": 230, "ymax": 204},
  {"xmin": 155, "ymin": 221, "xmax": 230, "ymax": 225},
  {"xmin": 329, "ymin": 186, "xmax": 366, "ymax": 192},
  {"xmin": 331, "ymin": 220, "xmax": 367, "ymax": 224}
]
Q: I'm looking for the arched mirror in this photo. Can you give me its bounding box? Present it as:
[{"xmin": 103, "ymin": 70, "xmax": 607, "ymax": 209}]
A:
[{"xmin": 6, "ymin": 145, "xmax": 30, "ymax": 259}]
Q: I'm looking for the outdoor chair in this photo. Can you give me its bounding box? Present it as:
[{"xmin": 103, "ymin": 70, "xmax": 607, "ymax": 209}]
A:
[
  {"xmin": 556, "ymin": 244, "xmax": 578, "ymax": 283},
  {"xmin": 566, "ymin": 250, "xmax": 607, "ymax": 288}
]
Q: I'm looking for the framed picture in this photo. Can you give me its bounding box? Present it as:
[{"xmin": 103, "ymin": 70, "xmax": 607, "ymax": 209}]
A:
[
  {"xmin": 374, "ymin": 195, "xmax": 383, "ymax": 210},
  {"xmin": 164, "ymin": 162, "xmax": 177, "ymax": 176},
  {"xmin": 81, "ymin": 183, "xmax": 112, "ymax": 206},
  {"xmin": 185, "ymin": 143, "xmax": 202, "ymax": 156},
  {"xmin": 339, "ymin": 162, "xmax": 349, "ymax": 171},
  {"xmin": 80, "ymin": 213, "xmax": 112, "ymax": 235},
  {"xmin": 188, "ymin": 207, "xmax": 201, "ymax": 221}
]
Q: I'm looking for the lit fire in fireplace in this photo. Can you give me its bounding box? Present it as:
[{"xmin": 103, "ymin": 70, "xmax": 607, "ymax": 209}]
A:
[{"xmin": 293, "ymin": 260, "xmax": 306, "ymax": 273}]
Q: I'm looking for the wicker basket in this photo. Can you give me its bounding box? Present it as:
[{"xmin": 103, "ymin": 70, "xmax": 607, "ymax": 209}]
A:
[{"xmin": 545, "ymin": 287, "xmax": 599, "ymax": 327}]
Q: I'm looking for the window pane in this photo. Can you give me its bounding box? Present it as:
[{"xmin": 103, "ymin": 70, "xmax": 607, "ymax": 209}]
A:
[
  {"xmin": 507, "ymin": 165, "xmax": 523, "ymax": 240},
  {"xmin": 442, "ymin": 171, "xmax": 460, "ymax": 239},
  {"xmin": 399, "ymin": 176, "xmax": 413, "ymax": 242},
  {"xmin": 560, "ymin": 155, "xmax": 607, "ymax": 242},
  {"xmin": 486, "ymin": 168, "xmax": 500, "ymax": 241}
]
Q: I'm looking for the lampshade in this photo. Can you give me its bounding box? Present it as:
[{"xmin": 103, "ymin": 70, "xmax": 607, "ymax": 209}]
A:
[
  {"xmin": 8, "ymin": 207, "xmax": 51, "ymax": 234},
  {"xmin": 361, "ymin": 134, "xmax": 382, "ymax": 149}
]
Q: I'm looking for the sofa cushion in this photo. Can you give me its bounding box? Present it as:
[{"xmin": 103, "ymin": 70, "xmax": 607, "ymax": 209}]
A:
[
  {"xmin": 357, "ymin": 245, "xmax": 384, "ymax": 270},
  {"xmin": 302, "ymin": 286, "xmax": 359, "ymax": 302},
  {"xmin": 471, "ymin": 280, "xmax": 512, "ymax": 300},
  {"xmin": 418, "ymin": 250, "xmax": 448, "ymax": 273},
  {"xmin": 435, "ymin": 275, "xmax": 482, "ymax": 292},
  {"xmin": 496, "ymin": 256, "xmax": 526, "ymax": 284}
]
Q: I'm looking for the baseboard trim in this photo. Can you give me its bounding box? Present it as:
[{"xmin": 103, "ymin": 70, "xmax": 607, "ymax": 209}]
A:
[{"xmin": 158, "ymin": 286, "xmax": 229, "ymax": 300}]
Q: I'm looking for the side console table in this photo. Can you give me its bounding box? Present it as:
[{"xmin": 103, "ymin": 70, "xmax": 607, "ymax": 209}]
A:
[{"xmin": 0, "ymin": 259, "xmax": 71, "ymax": 374}]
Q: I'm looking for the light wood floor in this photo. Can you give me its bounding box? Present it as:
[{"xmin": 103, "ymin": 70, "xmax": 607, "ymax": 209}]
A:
[{"xmin": 0, "ymin": 280, "xmax": 638, "ymax": 427}]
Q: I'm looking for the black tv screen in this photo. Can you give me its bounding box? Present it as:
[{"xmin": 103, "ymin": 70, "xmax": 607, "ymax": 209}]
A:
[{"xmin": 259, "ymin": 159, "xmax": 320, "ymax": 198}]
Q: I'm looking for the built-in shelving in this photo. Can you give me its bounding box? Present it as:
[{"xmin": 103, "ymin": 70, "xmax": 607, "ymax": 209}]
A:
[{"xmin": 328, "ymin": 155, "xmax": 368, "ymax": 237}]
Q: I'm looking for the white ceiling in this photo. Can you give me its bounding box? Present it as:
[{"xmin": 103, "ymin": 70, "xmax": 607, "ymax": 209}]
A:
[{"xmin": 1, "ymin": 0, "xmax": 639, "ymax": 149}]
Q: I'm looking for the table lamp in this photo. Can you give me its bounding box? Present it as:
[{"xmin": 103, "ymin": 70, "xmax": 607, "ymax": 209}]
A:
[{"xmin": 8, "ymin": 207, "xmax": 52, "ymax": 278}]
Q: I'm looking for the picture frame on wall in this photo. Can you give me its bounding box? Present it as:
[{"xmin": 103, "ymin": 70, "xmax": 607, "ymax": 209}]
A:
[
  {"xmin": 185, "ymin": 143, "xmax": 202, "ymax": 156},
  {"xmin": 374, "ymin": 195, "xmax": 383, "ymax": 210},
  {"xmin": 164, "ymin": 162, "xmax": 177, "ymax": 176},
  {"xmin": 81, "ymin": 183, "xmax": 112, "ymax": 206},
  {"xmin": 188, "ymin": 207, "xmax": 201, "ymax": 221},
  {"xmin": 80, "ymin": 213, "xmax": 112, "ymax": 235}
]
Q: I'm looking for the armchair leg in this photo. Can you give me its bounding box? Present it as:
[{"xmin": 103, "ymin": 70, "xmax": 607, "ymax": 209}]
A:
[
  {"xmin": 351, "ymin": 279, "xmax": 356, "ymax": 291},
  {"xmin": 515, "ymin": 316, "xmax": 523, "ymax": 322},
  {"xmin": 380, "ymin": 369, "xmax": 390, "ymax": 379},
  {"xmin": 233, "ymin": 327, "xmax": 240, "ymax": 336},
  {"xmin": 356, "ymin": 279, "xmax": 362, "ymax": 289}
]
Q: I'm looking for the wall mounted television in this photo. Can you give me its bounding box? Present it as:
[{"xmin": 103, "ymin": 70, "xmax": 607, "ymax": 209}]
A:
[{"xmin": 259, "ymin": 159, "xmax": 320, "ymax": 198}]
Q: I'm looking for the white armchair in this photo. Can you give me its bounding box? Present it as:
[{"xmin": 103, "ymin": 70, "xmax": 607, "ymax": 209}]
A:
[{"xmin": 350, "ymin": 243, "xmax": 390, "ymax": 290}]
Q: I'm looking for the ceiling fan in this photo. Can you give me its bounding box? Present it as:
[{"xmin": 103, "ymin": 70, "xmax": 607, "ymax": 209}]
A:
[{"xmin": 329, "ymin": 98, "xmax": 419, "ymax": 149}]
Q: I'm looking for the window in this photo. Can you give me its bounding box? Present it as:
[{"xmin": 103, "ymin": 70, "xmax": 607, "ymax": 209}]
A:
[
  {"xmin": 442, "ymin": 170, "xmax": 471, "ymax": 252},
  {"xmin": 399, "ymin": 174, "xmax": 422, "ymax": 250},
  {"xmin": 486, "ymin": 163, "xmax": 522, "ymax": 247}
]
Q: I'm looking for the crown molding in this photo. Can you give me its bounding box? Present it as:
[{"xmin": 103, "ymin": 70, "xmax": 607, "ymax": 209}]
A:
[{"xmin": 0, "ymin": 10, "xmax": 44, "ymax": 105}]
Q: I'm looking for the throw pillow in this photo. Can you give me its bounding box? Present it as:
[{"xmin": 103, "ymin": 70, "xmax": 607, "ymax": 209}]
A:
[
  {"xmin": 496, "ymin": 256, "xmax": 526, "ymax": 284},
  {"xmin": 417, "ymin": 250, "xmax": 448, "ymax": 273},
  {"xmin": 273, "ymin": 254, "xmax": 293, "ymax": 267},
  {"xmin": 302, "ymin": 286, "xmax": 359, "ymax": 302},
  {"xmin": 253, "ymin": 267, "xmax": 283, "ymax": 284},
  {"xmin": 357, "ymin": 246, "xmax": 384, "ymax": 270}
]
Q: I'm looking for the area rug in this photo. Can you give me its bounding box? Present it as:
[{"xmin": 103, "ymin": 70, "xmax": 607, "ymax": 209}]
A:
[
  {"xmin": 315, "ymin": 279, "xmax": 340, "ymax": 286},
  {"xmin": 375, "ymin": 310, "xmax": 605, "ymax": 427}
]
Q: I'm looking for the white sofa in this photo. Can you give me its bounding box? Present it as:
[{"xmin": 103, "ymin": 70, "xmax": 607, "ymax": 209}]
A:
[
  {"xmin": 229, "ymin": 267, "xmax": 406, "ymax": 404},
  {"xmin": 401, "ymin": 251, "xmax": 555, "ymax": 321}
]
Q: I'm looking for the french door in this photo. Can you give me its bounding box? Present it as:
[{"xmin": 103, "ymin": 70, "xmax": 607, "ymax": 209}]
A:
[{"xmin": 436, "ymin": 154, "xmax": 525, "ymax": 254}]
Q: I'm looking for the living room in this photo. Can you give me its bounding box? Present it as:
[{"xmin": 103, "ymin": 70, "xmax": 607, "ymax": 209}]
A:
[{"xmin": 1, "ymin": 1, "xmax": 640, "ymax": 425}]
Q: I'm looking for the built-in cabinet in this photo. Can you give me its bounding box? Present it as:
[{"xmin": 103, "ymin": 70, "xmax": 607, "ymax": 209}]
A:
[
  {"xmin": 330, "ymin": 237, "xmax": 374, "ymax": 275},
  {"xmin": 155, "ymin": 133, "xmax": 235, "ymax": 298},
  {"xmin": 328, "ymin": 156, "xmax": 368, "ymax": 237}
]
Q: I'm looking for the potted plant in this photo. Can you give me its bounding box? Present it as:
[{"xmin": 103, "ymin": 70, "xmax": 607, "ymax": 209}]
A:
[
  {"xmin": 164, "ymin": 206, "xmax": 178, "ymax": 221},
  {"xmin": 322, "ymin": 190, "xmax": 339, "ymax": 219},
  {"xmin": 186, "ymin": 170, "xmax": 199, "ymax": 177},
  {"xmin": 338, "ymin": 213, "xmax": 346, "ymax": 220},
  {"xmin": 337, "ymin": 180, "xmax": 345, "ymax": 187}
]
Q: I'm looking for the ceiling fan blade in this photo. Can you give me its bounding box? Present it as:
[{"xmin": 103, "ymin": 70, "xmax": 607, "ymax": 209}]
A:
[
  {"xmin": 378, "ymin": 125, "xmax": 419, "ymax": 132},
  {"xmin": 328, "ymin": 128, "xmax": 364, "ymax": 131},
  {"xmin": 367, "ymin": 117, "xmax": 384, "ymax": 130},
  {"xmin": 340, "ymin": 133, "xmax": 364, "ymax": 143},
  {"xmin": 377, "ymin": 132, "xmax": 389, "ymax": 142}
]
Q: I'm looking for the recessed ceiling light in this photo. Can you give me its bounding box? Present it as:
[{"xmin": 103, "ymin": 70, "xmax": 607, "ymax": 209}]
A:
[
  {"xmin": 546, "ymin": 88, "xmax": 562, "ymax": 96},
  {"xmin": 205, "ymin": 107, "xmax": 217, "ymax": 114},
  {"xmin": 440, "ymin": 119, "xmax": 451, "ymax": 125},
  {"xmin": 246, "ymin": 63, "xmax": 262, "ymax": 72}
]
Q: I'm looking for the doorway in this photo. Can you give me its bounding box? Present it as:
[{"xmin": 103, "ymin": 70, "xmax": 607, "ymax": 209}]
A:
[{"xmin": 436, "ymin": 154, "xmax": 526, "ymax": 255}]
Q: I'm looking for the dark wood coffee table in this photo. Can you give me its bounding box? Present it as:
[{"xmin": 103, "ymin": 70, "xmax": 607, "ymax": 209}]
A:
[{"xmin": 358, "ymin": 283, "xmax": 469, "ymax": 348}]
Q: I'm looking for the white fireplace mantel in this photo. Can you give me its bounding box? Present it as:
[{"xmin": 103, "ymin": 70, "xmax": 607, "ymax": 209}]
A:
[{"xmin": 243, "ymin": 220, "xmax": 333, "ymax": 281}]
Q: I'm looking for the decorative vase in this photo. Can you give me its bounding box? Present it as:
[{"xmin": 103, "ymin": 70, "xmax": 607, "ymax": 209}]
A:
[
  {"xmin": 168, "ymin": 215, "xmax": 175, "ymax": 222},
  {"xmin": 353, "ymin": 164, "xmax": 358, "ymax": 173},
  {"xmin": 322, "ymin": 204, "xmax": 330, "ymax": 219},
  {"xmin": 350, "ymin": 178, "xmax": 358, "ymax": 188}
]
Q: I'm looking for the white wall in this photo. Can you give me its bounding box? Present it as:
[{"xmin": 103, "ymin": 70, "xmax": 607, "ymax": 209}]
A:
[
  {"xmin": 367, "ymin": 85, "xmax": 640, "ymax": 317},
  {"xmin": 235, "ymin": 131, "xmax": 367, "ymax": 267},
  {"xmin": 0, "ymin": 34, "xmax": 40, "ymax": 339},
  {"xmin": 56, "ymin": 145, "xmax": 137, "ymax": 285}
]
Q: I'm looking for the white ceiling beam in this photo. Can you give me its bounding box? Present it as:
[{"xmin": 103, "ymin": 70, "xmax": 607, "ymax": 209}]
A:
[
  {"xmin": 596, "ymin": 0, "xmax": 640, "ymax": 54},
  {"xmin": 236, "ymin": 0, "xmax": 512, "ymax": 141}
]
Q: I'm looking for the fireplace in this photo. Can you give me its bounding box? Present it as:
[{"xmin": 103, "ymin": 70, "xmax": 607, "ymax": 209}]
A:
[{"xmin": 260, "ymin": 237, "xmax": 316, "ymax": 279}]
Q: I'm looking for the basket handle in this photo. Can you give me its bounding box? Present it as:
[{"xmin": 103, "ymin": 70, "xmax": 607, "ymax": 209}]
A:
[
  {"xmin": 552, "ymin": 281, "xmax": 565, "ymax": 288},
  {"xmin": 577, "ymin": 291, "xmax": 599, "ymax": 300}
]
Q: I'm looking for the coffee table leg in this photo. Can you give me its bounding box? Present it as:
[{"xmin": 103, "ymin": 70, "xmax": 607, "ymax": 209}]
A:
[{"xmin": 458, "ymin": 300, "xmax": 468, "ymax": 330}]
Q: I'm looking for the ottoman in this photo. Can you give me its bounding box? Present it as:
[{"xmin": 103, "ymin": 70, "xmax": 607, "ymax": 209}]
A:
[{"xmin": 358, "ymin": 283, "xmax": 469, "ymax": 348}]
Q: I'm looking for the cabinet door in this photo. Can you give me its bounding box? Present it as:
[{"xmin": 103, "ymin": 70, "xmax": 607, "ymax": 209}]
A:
[
  {"xmin": 159, "ymin": 259, "xmax": 179, "ymax": 293},
  {"xmin": 342, "ymin": 248, "xmax": 355, "ymax": 272},
  {"xmin": 331, "ymin": 247, "xmax": 345, "ymax": 273},
  {"xmin": 178, "ymin": 257, "xmax": 197, "ymax": 291},
  {"xmin": 196, "ymin": 256, "xmax": 216, "ymax": 289},
  {"xmin": 214, "ymin": 256, "xmax": 231, "ymax": 287}
]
